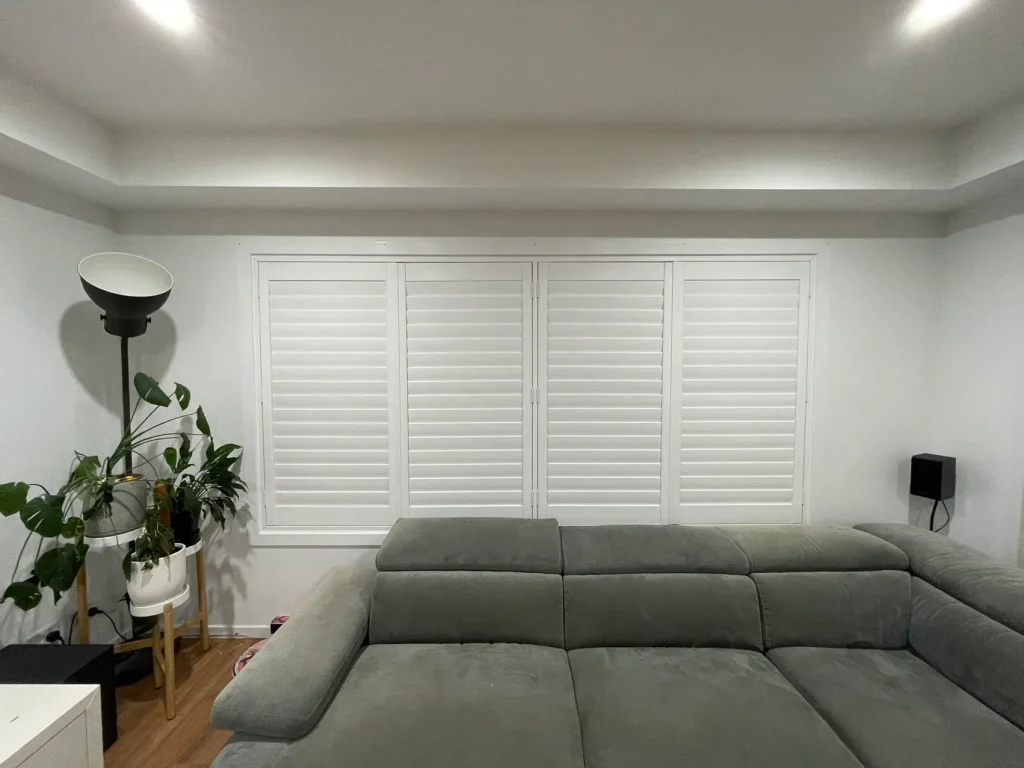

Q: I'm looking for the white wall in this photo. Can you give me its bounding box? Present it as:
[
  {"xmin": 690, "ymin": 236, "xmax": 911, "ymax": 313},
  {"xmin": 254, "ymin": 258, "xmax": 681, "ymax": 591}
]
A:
[
  {"xmin": 0, "ymin": 195, "xmax": 127, "ymax": 645},
  {"xmin": 9, "ymin": 192, "xmax": 1023, "ymax": 642},
  {"xmin": 932, "ymin": 215, "xmax": 1024, "ymax": 564},
  {"xmin": 808, "ymin": 240, "xmax": 941, "ymax": 527},
  {"xmin": 117, "ymin": 232, "xmax": 942, "ymax": 634}
]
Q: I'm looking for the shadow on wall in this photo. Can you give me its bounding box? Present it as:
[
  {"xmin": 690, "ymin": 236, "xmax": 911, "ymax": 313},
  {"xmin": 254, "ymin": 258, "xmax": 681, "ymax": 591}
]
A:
[
  {"xmin": 59, "ymin": 302, "xmax": 177, "ymax": 418},
  {"xmin": 203, "ymin": 505, "xmax": 256, "ymax": 633}
]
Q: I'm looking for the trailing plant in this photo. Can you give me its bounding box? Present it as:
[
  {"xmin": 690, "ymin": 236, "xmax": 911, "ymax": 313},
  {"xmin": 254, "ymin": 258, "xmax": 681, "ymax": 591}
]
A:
[
  {"xmin": 0, "ymin": 374, "xmax": 210, "ymax": 612},
  {"xmin": 124, "ymin": 512, "xmax": 177, "ymax": 579}
]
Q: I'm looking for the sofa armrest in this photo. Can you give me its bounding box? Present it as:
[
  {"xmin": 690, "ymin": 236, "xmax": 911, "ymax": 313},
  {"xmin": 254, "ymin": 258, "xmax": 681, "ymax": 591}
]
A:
[{"xmin": 211, "ymin": 564, "xmax": 376, "ymax": 739}]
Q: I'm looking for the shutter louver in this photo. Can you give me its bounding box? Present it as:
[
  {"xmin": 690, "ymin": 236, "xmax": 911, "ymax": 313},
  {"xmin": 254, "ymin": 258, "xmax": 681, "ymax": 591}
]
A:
[
  {"xmin": 540, "ymin": 262, "xmax": 669, "ymax": 524},
  {"xmin": 402, "ymin": 262, "xmax": 532, "ymax": 517},
  {"xmin": 671, "ymin": 262, "xmax": 809, "ymax": 523},
  {"xmin": 259, "ymin": 262, "xmax": 399, "ymax": 527}
]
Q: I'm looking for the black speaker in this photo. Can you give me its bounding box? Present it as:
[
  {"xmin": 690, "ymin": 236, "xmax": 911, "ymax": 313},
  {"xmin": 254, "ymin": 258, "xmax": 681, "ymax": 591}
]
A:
[{"xmin": 910, "ymin": 454, "xmax": 956, "ymax": 501}]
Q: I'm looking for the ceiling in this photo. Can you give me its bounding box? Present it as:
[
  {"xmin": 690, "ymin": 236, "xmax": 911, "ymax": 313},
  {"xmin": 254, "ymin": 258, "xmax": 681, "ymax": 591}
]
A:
[{"xmin": 2, "ymin": 0, "xmax": 1023, "ymax": 130}]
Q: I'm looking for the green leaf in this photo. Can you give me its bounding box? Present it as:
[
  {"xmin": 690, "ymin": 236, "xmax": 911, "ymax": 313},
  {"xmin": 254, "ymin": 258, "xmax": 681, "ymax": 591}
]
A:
[
  {"xmin": 163, "ymin": 446, "xmax": 178, "ymax": 472},
  {"xmin": 0, "ymin": 482, "xmax": 29, "ymax": 516},
  {"xmin": 173, "ymin": 382, "xmax": 191, "ymax": 410},
  {"xmin": 69, "ymin": 454, "xmax": 100, "ymax": 484},
  {"xmin": 134, "ymin": 373, "xmax": 171, "ymax": 407},
  {"xmin": 210, "ymin": 443, "xmax": 242, "ymax": 461},
  {"xmin": 122, "ymin": 551, "xmax": 133, "ymax": 581},
  {"xmin": 2, "ymin": 581, "xmax": 42, "ymax": 611},
  {"xmin": 178, "ymin": 433, "xmax": 192, "ymax": 472},
  {"xmin": 62, "ymin": 516, "xmax": 85, "ymax": 539},
  {"xmin": 35, "ymin": 543, "xmax": 84, "ymax": 603},
  {"xmin": 196, "ymin": 406, "xmax": 211, "ymax": 437},
  {"xmin": 20, "ymin": 494, "xmax": 66, "ymax": 537},
  {"xmin": 183, "ymin": 487, "xmax": 201, "ymax": 518}
]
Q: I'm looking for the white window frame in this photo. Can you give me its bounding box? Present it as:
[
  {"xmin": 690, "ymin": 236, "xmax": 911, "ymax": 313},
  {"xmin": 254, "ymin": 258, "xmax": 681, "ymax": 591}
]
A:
[{"xmin": 240, "ymin": 239, "xmax": 822, "ymax": 546}]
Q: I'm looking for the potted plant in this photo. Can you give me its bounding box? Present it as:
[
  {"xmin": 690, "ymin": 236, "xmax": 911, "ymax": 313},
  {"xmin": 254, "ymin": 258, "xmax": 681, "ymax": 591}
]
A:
[
  {"xmin": 0, "ymin": 374, "xmax": 207, "ymax": 612},
  {"xmin": 123, "ymin": 512, "xmax": 185, "ymax": 607},
  {"xmin": 157, "ymin": 430, "xmax": 247, "ymax": 548}
]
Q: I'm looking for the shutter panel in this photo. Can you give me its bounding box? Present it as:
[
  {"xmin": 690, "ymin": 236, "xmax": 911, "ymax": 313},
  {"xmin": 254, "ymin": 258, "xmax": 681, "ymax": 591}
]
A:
[
  {"xmin": 669, "ymin": 262, "xmax": 810, "ymax": 524},
  {"xmin": 259, "ymin": 262, "xmax": 400, "ymax": 527},
  {"xmin": 402, "ymin": 262, "xmax": 532, "ymax": 517},
  {"xmin": 539, "ymin": 262, "xmax": 670, "ymax": 524}
]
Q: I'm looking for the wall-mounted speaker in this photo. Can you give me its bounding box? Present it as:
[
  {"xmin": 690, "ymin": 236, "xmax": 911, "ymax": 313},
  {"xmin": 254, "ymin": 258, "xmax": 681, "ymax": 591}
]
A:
[{"xmin": 910, "ymin": 453, "xmax": 956, "ymax": 501}]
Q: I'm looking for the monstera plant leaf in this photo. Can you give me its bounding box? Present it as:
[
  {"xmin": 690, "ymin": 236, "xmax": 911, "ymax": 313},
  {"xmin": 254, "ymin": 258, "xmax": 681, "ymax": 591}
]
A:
[
  {"xmin": 2, "ymin": 580, "xmax": 42, "ymax": 611},
  {"xmin": 173, "ymin": 382, "xmax": 191, "ymax": 410},
  {"xmin": 20, "ymin": 494, "xmax": 65, "ymax": 537},
  {"xmin": 134, "ymin": 373, "xmax": 171, "ymax": 407},
  {"xmin": 0, "ymin": 482, "xmax": 29, "ymax": 516},
  {"xmin": 34, "ymin": 543, "xmax": 86, "ymax": 603}
]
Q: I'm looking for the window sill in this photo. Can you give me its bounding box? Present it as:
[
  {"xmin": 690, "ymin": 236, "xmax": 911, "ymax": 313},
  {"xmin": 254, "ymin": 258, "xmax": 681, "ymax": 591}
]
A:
[{"xmin": 251, "ymin": 526, "xmax": 389, "ymax": 548}]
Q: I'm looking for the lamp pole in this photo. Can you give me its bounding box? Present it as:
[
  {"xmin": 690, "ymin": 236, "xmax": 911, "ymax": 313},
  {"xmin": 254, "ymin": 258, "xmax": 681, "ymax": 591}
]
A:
[{"xmin": 120, "ymin": 335, "xmax": 133, "ymax": 473}]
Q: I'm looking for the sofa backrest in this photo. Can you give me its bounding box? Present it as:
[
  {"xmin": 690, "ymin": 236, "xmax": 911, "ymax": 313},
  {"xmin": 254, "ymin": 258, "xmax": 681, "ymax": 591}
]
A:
[
  {"xmin": 368, "ymin": 520, "xmax": 917, "ymax": 652},
  {"xmin": 718, "ymin": 525, "xmax": 912, "ymax": 650},
  {"xmin": 370, "ymin": 518, "xmax": 565, "ymax": 647},
  {"xmin": 561, "ymin": 525, "xmax": 761, "ymax": 650},
  {"xmin": 856, "ymin": 524, "xmax": 1024, "ymax": 730}
]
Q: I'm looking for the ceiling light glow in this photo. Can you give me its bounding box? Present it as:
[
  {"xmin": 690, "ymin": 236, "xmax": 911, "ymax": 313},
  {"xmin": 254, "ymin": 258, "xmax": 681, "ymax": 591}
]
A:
[
  {"xmin": 133, "ymin": 0, "xmax": 195, "ymax": 34},
  {"xmin": 903, "ymin": 0, "xmax": 977, "ymax": 36}
]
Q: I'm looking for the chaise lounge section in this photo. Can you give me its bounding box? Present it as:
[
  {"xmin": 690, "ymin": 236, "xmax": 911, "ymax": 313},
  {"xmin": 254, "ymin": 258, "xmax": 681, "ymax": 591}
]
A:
[{"xmin": 210, "ymin": 519, "xmax": 1024, "ymax": 768}]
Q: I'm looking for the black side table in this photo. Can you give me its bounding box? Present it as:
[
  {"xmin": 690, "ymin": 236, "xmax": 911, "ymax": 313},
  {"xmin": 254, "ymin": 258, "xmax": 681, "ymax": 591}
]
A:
[{"xmin": 0, "ymin": 643, "xmax": 118, "ymax": 749}]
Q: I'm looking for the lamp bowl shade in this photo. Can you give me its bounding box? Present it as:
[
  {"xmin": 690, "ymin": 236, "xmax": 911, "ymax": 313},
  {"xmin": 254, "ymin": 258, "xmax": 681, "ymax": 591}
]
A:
[{"xmin": 78, "ymin": 252, "xmax": 173, "ymax": 337}]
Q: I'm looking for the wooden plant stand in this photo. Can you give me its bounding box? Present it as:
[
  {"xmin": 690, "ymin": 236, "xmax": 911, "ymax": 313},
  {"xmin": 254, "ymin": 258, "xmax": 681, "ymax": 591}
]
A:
[{"xmin": 76, "ymin": 536, "xmax": 211, "ymax": 720}]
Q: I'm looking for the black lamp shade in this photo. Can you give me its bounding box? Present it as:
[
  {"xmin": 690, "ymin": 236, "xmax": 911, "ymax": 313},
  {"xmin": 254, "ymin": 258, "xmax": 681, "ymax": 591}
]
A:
[{"xmin": 78, "ymin": 252, "xmax": 173, "ymax": 337}]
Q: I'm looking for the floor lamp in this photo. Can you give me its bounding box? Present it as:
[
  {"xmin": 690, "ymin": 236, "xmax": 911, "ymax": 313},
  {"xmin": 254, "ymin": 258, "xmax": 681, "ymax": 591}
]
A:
[
  {"xmin": 78, "ymin": 252, "xmax": 174, "ymax": 466},
  {"xmin": 77, "ymin": 253, "xmax": 173, "ymax": 679}
]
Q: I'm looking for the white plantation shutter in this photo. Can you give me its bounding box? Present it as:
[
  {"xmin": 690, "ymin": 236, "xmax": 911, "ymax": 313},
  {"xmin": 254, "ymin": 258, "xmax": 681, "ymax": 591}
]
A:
[
  {"xmin": 669, "ymin": 262, "xmax": 810, "ymax": 524},
  {"xmin": 258, "ymin": 261, "xmax": 400, "ymax": 527},
  {"xmin": 401, "ymin": 262, "xmax": 533, "ymax": 518},
  {"xmin": 539, "ymin": 262, "xmax": 670, "ymax": 524}
]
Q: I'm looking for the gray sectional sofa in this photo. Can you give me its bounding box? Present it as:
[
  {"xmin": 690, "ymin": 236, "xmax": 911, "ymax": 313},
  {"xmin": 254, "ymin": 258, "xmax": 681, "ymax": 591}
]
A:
[{"xmin": 210, "ymin": 520, "xmax": 1024, "ymax": 768}]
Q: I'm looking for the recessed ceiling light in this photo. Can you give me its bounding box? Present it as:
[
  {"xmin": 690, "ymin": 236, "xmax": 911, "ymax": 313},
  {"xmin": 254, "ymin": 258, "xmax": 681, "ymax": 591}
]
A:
[
  {"xmin": 133, "ymin": 0, "xmax": 196, "ymax": 34},
  {"xmin": 903, "ymin": 0, "xmax": 977, "ymax": 37}
]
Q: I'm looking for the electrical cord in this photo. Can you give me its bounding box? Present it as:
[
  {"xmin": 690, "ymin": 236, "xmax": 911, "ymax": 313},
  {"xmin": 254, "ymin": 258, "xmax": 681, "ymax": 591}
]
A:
[
  {"xmin": 929, "ymin": 498, "xmax": 952, "ymax": 533},
  {"xmin": 90, "ymin": 607, "xmax": 131, "ymax": 642},
  {"xmin": 66, "ymin": 606, "xmax": 131, "ymax": 644}
]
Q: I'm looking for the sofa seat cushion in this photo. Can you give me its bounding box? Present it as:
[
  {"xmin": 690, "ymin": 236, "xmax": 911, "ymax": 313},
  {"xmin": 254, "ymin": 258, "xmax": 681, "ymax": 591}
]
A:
[
  {"xmin": 568, "ymin": 647, "xmax": 864, "ymax": 768},
  {"xmin": 215, "ymin": 643, "xmax": 585, "ymax": 768},
  {"xmin": 769, "ymin": 647, "xmax": 1024, "ymax": 768}
]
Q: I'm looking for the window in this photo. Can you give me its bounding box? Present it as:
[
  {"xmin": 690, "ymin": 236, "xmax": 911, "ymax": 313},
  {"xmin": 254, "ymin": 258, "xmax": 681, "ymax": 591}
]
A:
[
  {"xmin": 669, "ymin": 262, "xmax": 810, "ymax": 523},
  {"xmin": 254, "ymin": 254, "xmax": 812, "ymax": 539},
  {"xmin": 401, "ymin": 263, "xmax": 533, "ymax": 518},
  {"xmin": 537, "ymin": 262, "xmax": 670, "ymax": 524},
  {"xmin": 257, "ymin": 262, "xmax": 401, "ymax": 528}
]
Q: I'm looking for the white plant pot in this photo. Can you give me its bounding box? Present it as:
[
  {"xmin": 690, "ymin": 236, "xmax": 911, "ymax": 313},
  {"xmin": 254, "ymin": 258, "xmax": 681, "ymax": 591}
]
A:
[{"xmin": 127, "ymin": 543, "xmax": 186, "ymax": 607}]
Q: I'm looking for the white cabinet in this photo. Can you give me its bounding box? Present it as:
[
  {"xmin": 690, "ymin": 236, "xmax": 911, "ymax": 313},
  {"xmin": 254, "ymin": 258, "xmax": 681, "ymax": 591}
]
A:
[{"xmin": 0, "ymin": 685, "xmax": 103, "ymax": 768}]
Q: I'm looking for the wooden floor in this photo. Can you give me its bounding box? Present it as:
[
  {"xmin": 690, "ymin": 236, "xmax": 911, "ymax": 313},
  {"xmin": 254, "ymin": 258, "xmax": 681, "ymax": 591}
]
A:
[{"xmin": 104, "ymin": 637, "xmax": 255, "ymax": 768}]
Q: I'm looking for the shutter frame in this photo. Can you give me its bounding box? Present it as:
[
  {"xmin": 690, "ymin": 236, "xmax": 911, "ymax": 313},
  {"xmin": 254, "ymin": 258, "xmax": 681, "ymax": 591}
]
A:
[
  {"xmin": 539, "ymin": 262, "xmax": 670, "ymax": 525},
  {"xmin": 258, "ymin": 260, "xmax": 400, "ymax": 528},
  {"xmin": 670, "ymin": 261, "xmax": 810, "ymax": 524},
  {"xmin": 401, "ymin": 262, "xmax": 533, "ymax": 518}
]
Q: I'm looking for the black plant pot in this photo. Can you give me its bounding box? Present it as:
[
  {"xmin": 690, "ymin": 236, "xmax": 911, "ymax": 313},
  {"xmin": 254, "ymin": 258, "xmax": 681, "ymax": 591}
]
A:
[{"xmin": 170, "ymin": 505, "xmax": 201, "ymax": 547}]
